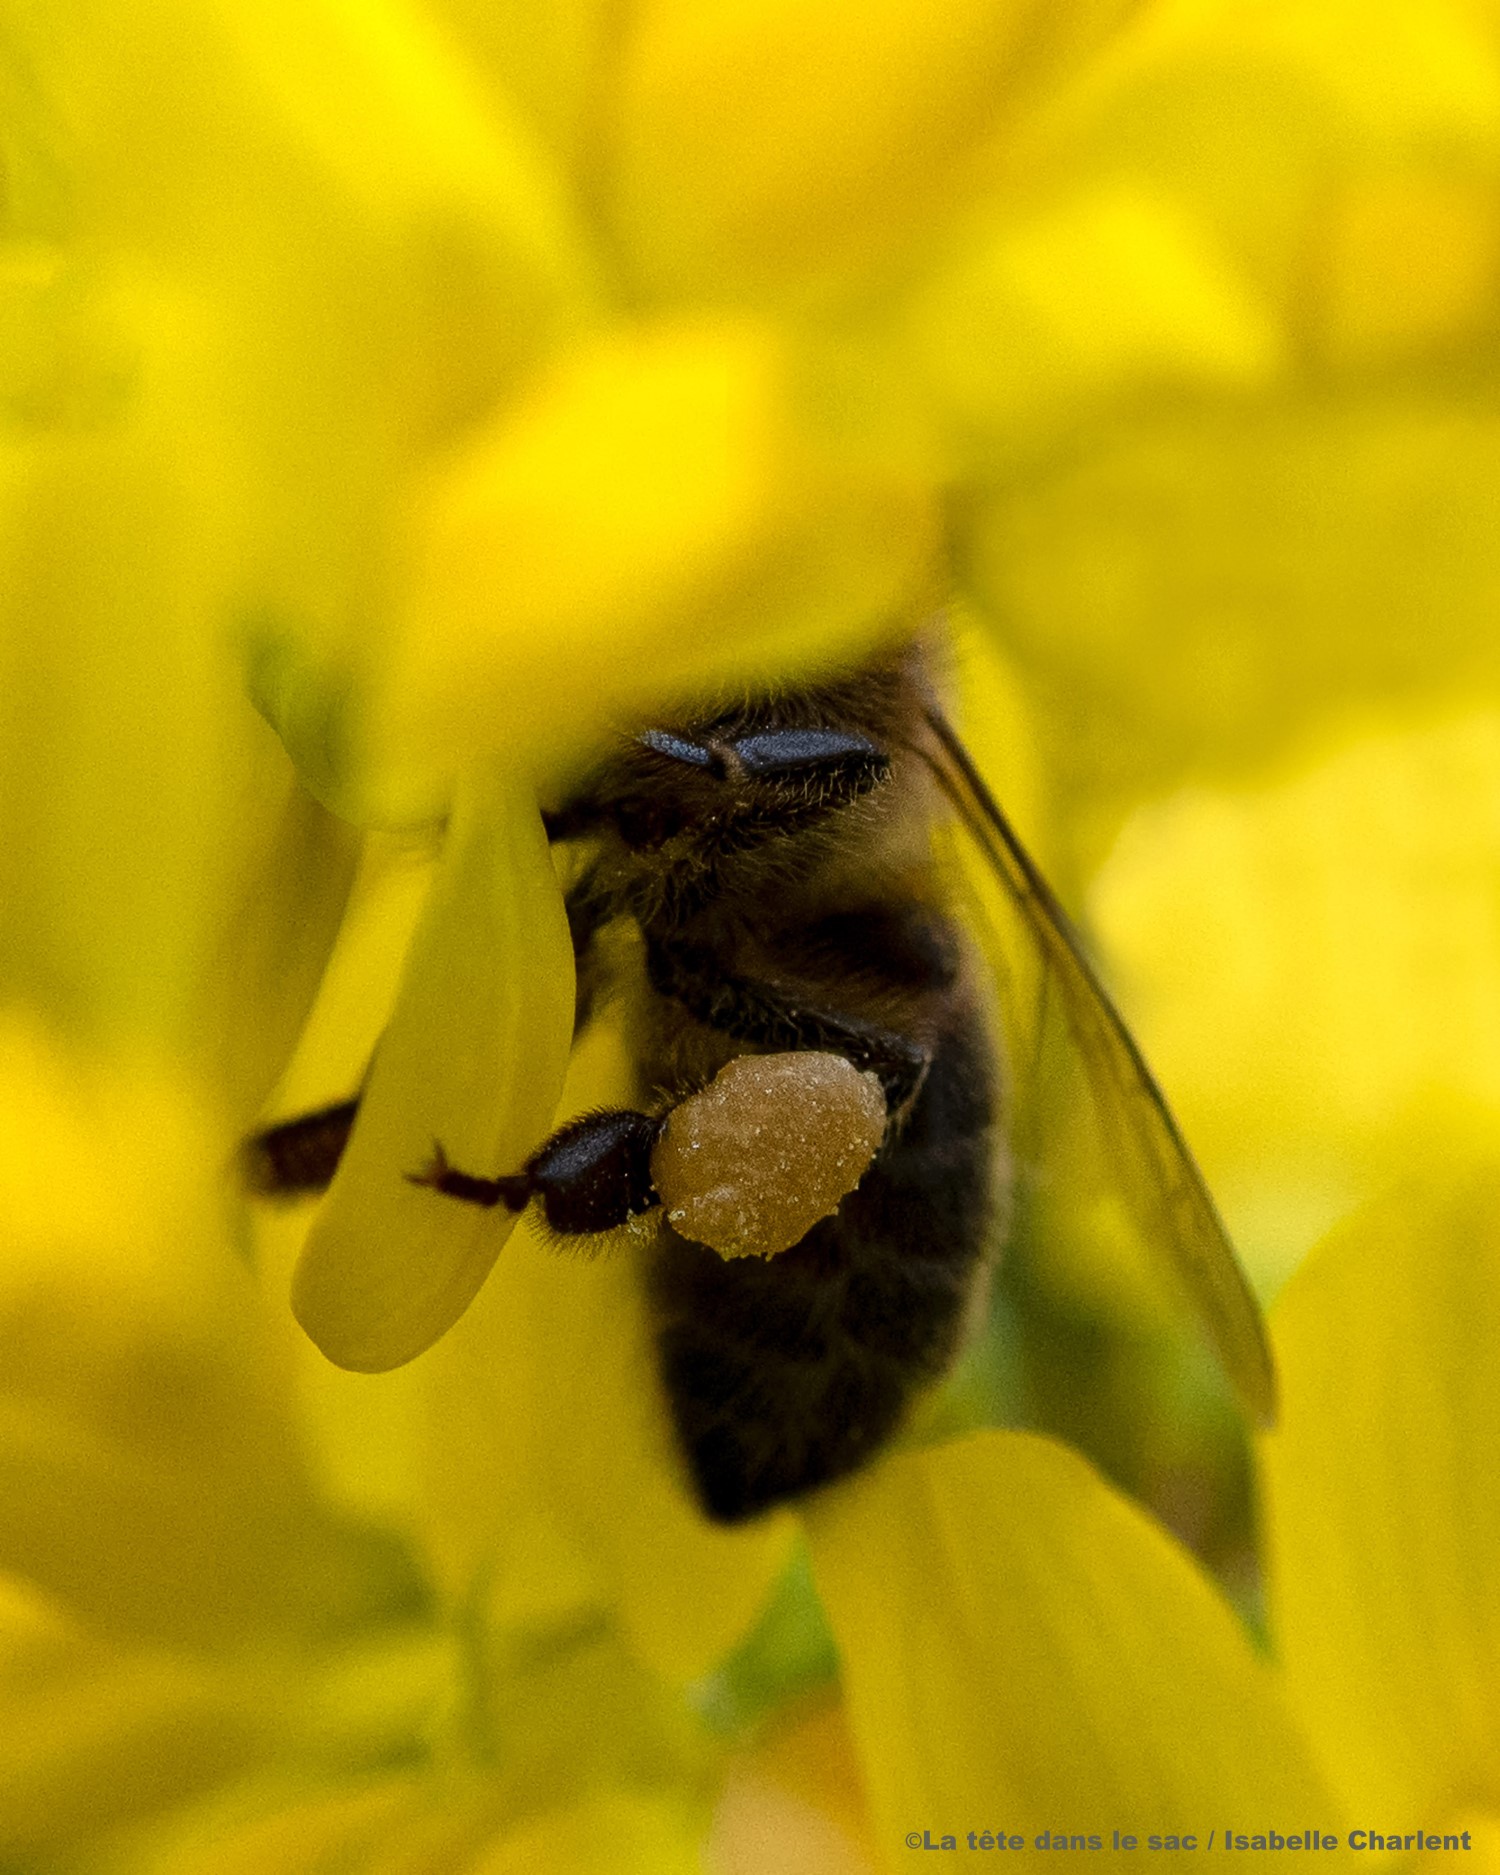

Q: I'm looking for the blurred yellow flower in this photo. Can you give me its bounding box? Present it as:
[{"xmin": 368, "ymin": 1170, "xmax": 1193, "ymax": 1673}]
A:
[
  {"xmin": 5, "ymin": 0, "xmax": 1500, "ymax": 1867},
  {"xmin": 1264, "ymin": 1170, "xmax": 1500, "ymax": 1851},
  {"xmin": 1092, "ymin": 712, "xmax": 1500, "ymax": 1292},
  {"xmin": 806, "ymin": 1170, "xmax": 1500, "ymax": 1863}
]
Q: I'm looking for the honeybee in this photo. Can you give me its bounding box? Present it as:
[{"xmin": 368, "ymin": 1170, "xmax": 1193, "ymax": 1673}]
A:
[{"xmin": 250, "ymin": 639, "xmax": 1274, "ymax": 1521}]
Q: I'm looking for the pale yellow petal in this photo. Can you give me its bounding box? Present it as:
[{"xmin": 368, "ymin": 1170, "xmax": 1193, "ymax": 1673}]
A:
[
  {"xmin": 1030, "ymin": 0, "xmax": 1500, "ymax": 369},
  {"xmin": 1263, "ymin": 1170, "xmax": 1500, "ymax": 1818},
  {"xmin": 272, "ymin": 993, "xmax": 791, "ymax": 1681},
  {"xmin": 291, "ymin": 769, "xmax": 573, "ymax": 1371},
  {"xmin": 809, "ymin": 1431, "xmax": 1332, "ymax": 1852},
  {"xmin": 953, "ymin": 0, "xmax": 1500, "ymax": 791}
]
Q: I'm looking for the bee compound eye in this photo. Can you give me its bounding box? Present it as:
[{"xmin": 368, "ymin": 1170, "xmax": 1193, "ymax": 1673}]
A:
[{"xmin": 650, "ymin": 1052, "xmax": 888, "ymax": 1260}]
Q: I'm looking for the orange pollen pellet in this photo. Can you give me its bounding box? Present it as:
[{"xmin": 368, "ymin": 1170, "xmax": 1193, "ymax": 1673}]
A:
[{"xmin": 650, "ymin": 1051, "xmax": 888, "ymax": 1259}]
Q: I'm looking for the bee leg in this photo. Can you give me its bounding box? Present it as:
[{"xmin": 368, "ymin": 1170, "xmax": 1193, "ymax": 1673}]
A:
[
  {"xmin": 410, "ymin": 1109, "xmax": 664, "ymax": 1238},
  {"xmin": 246, "ymin": 868, "xmax": 613, "ymax": 1199},
  {"xmin": 644, "ymin": 935, "xmax": 930, "ymax": 1114},
  {"xmin": 243, "ymin": 1097, "xmax": 360, "ymax": 1197}
]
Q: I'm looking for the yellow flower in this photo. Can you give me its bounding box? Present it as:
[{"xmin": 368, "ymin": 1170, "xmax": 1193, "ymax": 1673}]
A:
[
  {"xmin": 1091, "ymin": 715, "xmax": 1500, "ymax": 1294},
  {"xmin": 803, "ymin": 1169, "xmax": 1500, "ymax": 1863},
  {"xmin": 1264, "ymin": 1170, "xmax": 1500, "ymax": 1852},
  {"xmin": 6, "ymin": 0, "xmax": 1500, "ymax": 1868}
]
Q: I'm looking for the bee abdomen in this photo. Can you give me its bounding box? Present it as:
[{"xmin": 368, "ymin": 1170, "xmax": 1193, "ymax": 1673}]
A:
[{"xmin": 648, "ymin": 1009, "xmax": 999, "ymax": 1522}]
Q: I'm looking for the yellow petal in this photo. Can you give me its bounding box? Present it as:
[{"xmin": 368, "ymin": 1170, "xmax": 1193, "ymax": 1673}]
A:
[
  {"xmin": 1028, "ymin": 0, "xmax": 1500, "ymax": 370},
  {"xmin": 291, "ymin": 769, "xmax": 574, "ymax": 1371},
  {"xmin": 421, "ymin": 0, "xmax": 611, "ymax": 173},
  {"xmin": 270, "ymin": 984, "xmax": 791, "ymax": 1682},
  {"xmin": 110, "ymin": 1773, "xmax": 496, "ymax": 1875},
  {"xmin": 1416, "ymin": 1815, "xmax": 1500, "ymax": 1871},
  {"xmin": 0, "ymin": 1018, "xmax": 407, "ymax": 1649},
  {"xmin": 1324, "ymin": 174, "xmax": 1500, "ymax": 364},
  {"xmin": 469, "ymin": 1793, "xmax": 707, "ymax": 1875},
  {"xmin": 0, "ymin": 1587, "xmax": 269, "ymax": 1868},
  {"xmin": 1090, "ymin": 714, "xmax": 1500, "ymax": 1291},
  {"xmin": 415, "ymin": 1020, "xmax": 794, "ymax": 1684},
  {"xmin": 970, "ymin": 396, "xmax": 1500, "ymax": 802},
  {"xmin": 366, "ymin": 317, "xmax": 939, "ymax": 804},
  {"xmin": 955, "ymin": 1, "xmax": 1500, "ymax": 790},
  {"xmin": 611, "ymin": 0, "xmax": 1139, "ymax": 294},
  {"xmin": 0, "ymin": 395, "xmax": 256, "ymax": 1050},
  {"xmin": 11, "ymin": 0, "xmax": 595, "ymax": 835},
  {"xmin": 1262, "ymin": 1169, "xmax": 1500, "ymax": 1818},
  {"xmin": 909, "ymin": 185, "xmax": 1280, "ymax": 456},
  {"xmin": 185, "ymin": 767, "xmax": 363, "ymax": 1131},
  {"xmin": 421, "ymin": 1214, "xmax": 795, "ymax": 1685},
  {"xmin": 43, "ymin": 0, "xmax": 588, "ymax": 442},
  {"xmin": 808, "ymin": 1431, "xmax": 1332, "ymax": 1846}
]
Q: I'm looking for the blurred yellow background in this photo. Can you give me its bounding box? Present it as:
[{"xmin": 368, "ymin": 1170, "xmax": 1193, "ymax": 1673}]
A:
[{"xmin": 4, "ymin": 0, "xmax": 1500, "ymax": 1867}]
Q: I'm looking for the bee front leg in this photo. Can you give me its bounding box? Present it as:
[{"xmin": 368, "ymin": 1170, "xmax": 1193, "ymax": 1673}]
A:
[
  {"xmin": 409, "ymin": 1109, "xmax": 664, "ymax": 1238},
  {"xmin": 245, "ymin": 864, "xmax": 616, "ymax": 1201},
  {"xmin": 644, "ymin": 935, "xmax": 930, "ymax": 1115},
  {"xmin": 244, "ymin": 1097, "xmax": 360, "ymax": 1197}
]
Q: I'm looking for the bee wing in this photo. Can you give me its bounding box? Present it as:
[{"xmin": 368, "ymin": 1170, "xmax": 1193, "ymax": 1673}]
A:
[{"xmin": 921, "ymin": 705, "xmax": 1277, "ymax": 1428}]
